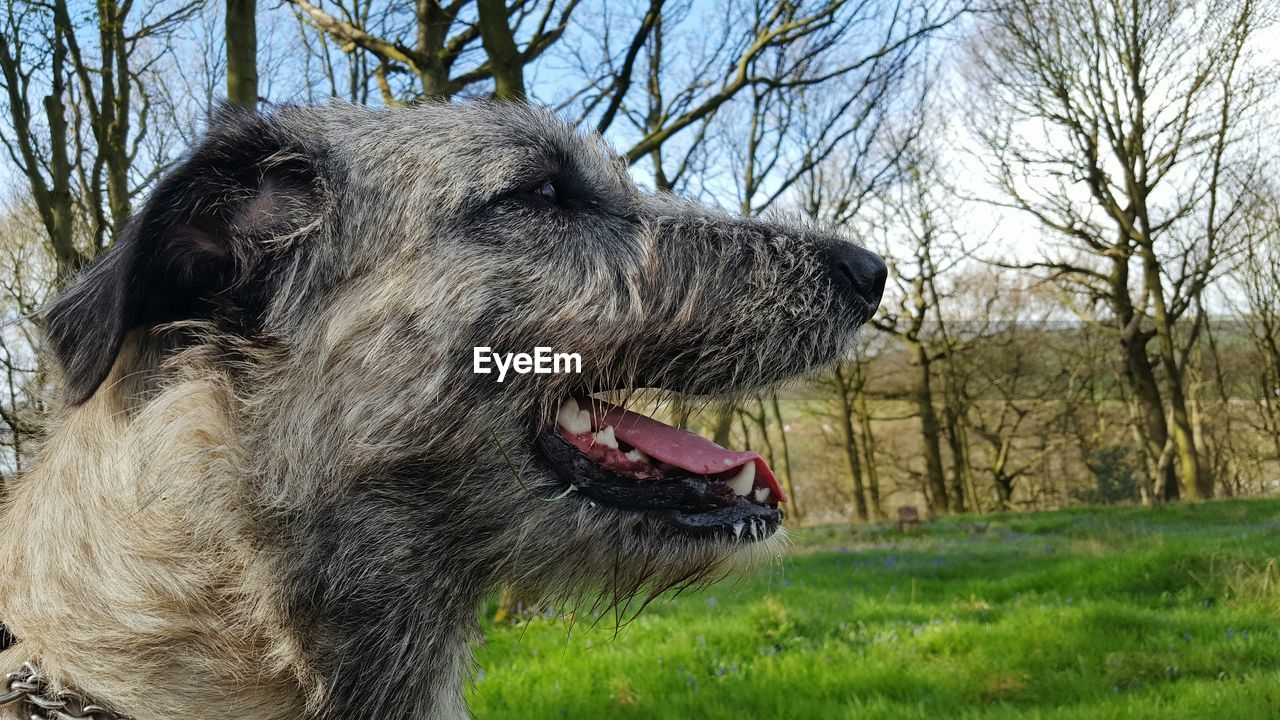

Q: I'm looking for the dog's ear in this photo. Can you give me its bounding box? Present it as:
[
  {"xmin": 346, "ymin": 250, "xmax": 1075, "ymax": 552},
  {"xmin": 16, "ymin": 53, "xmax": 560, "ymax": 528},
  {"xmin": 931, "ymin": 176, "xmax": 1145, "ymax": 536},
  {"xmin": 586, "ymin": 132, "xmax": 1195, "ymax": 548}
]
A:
[{"xmin": 45, "ymin": 106, "xmax": 326, "ymax": 406}]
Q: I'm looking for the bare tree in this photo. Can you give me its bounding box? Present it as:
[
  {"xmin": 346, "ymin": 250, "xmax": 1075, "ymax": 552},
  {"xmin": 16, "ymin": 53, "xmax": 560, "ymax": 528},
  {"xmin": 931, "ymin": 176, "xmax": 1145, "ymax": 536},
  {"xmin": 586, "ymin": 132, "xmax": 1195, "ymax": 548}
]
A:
[
  {"xmin": 830, "ymin": 362, "xmax": 870, "ymax": 520},
  {"xmin": 0, "ymin": 2, "xmax": 79, "ymax": 278},
  {"xmin": 0, "ymin": 198, "xmax": 55, "ymax": 480},
  {"xmin": 602, "ymin": 0, "xmax": 966, "ymax": 170},
  {"xmin": 957, "ymin": 275, "xmax": 1063, "ymax": 509},
  {"xmin": 965, "ymin": 0, "xmax": 1276, "ymax": 500},
  {"xmin": 1236, "ymin": 181, "xmax": 1280, "ymax": 461},
  {"xmin": 868, "ymin": 131, "xmax": 972, "ymax": 516},
  {"xmin": 0, "ymin": 0, "xmax": 200, "ymax": 278},
  {"xmin": 849, "ymin": 348, "xmax": 884, "ymax": 519},
  {"xmin": 289, "ymin": 0, "xmax": 579, "ymax": 99}
]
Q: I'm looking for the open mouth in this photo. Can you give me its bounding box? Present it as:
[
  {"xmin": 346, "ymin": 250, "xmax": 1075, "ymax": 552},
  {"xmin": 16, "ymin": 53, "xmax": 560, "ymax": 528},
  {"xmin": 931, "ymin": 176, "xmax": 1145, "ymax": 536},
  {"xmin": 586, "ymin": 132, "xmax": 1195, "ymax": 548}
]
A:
[{"xmin": 536, "ymin": 397, "xmax": 785, "ymax": 542}]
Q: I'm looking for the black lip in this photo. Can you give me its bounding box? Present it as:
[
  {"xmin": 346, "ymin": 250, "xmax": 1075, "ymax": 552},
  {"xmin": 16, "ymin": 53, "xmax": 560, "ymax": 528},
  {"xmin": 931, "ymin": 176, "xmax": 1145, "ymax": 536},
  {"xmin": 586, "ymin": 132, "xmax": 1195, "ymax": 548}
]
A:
[{"xmin": 535, "ymin": 432, "xmax": 783, "ymax": 538}]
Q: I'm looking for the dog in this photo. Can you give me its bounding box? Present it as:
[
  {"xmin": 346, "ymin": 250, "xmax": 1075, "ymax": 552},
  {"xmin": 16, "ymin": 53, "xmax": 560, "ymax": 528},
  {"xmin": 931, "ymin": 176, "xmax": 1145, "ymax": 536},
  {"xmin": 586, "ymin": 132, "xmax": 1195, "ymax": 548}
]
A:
[{"xmin": 0, "ymin": 101, "xmax": 885, "ymax": 719}]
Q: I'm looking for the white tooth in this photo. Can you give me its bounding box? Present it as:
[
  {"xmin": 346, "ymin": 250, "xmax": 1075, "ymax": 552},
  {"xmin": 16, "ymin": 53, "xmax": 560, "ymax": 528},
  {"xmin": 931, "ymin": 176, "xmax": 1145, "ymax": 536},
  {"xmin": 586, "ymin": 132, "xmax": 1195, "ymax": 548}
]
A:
[
  {"xmin": 557, "ymin": 397, "xmax": 578, "ymax": 418},
  {"xmin": 754, "ymin": 487, "xmax": 771, "ymax": 503},
  {"xmin": 625, "ymin": 448, "xmax": 650, "ymax": 463},
  {"xmin": 726, "ymin": 463, "xmax": 755, "ymax": 496},
  {"xmin": 556, "ymin": 398, "xmax": 591, "ymax": 434},
  {"xmin": 594, "ymin": 425, "xmax": 619, "ymax": 449},
  {"xmin": 733, "ymin": 522, "xmax": 744, "ymax": 540}
]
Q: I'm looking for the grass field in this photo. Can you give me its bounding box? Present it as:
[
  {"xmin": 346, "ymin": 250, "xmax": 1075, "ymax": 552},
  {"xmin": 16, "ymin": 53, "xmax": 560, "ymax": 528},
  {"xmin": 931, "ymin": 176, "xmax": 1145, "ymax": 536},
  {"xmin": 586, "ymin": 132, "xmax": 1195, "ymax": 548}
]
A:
[{"xmin": 468, "ymin": 498, "xmax": 1280, "ymax": 719}]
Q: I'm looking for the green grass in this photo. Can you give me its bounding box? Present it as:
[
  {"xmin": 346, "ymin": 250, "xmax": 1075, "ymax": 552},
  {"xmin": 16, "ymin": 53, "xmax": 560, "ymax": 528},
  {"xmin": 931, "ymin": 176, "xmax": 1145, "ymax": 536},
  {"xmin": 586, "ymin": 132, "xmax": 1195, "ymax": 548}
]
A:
[{"xmin": 468, "ymin": 498, "xmax": 1280, "ymax": 719}]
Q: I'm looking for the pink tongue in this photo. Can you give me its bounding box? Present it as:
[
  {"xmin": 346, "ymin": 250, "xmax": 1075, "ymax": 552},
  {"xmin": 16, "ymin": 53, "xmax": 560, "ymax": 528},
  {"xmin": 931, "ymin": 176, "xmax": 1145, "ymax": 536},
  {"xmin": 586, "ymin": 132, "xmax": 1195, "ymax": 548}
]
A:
[{"xmin": 582, "ymin": 399, "xmax": 787, "ymax": 503}]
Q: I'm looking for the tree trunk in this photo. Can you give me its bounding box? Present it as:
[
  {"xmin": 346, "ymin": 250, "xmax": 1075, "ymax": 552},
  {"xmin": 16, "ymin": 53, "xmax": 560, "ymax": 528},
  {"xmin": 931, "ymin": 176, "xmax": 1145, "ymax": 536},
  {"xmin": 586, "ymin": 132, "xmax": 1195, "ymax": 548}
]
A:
[
  {"xmin": 226, "ymin": 0, "xmax": 259, "ymax": 108},
  {"xmin": 1140, "ymin": 244, "xmax": 1209, "ymax": 498},
  {"xmin": 855, "ymin": 382, "xmax": 881, "ymax": 520},
  {"xmin": 475, "ymin": 0, "xmax": 524, "ymax": 99},
  {"xmin": 911, "ymin": 341, "xmax": 949, "ymax": 515},
  {"xmin": 1122, "ymin": 331, "xmax": 1179, "ymax": 502},
  {"xmin": 0, "ymin": 16, "xmax": 82, "ymax": 280},
  {"xmin": 991, "ymin": 437, "xmax": 1014, "ymax": 510},
  {"xmin": 833, "ymin": 366, "xmax": 868, "ymax": 522},
  {"xmin": 52, "ymin": 0, "xmax": 135, "ymax": 247},
  {"xmin": 994, "ymin": 473, "xmax": 1013, "ymax": 510},
  {"xmin": 1166, "ymin": 369, "xmax": 1208, "ymax": 498},
  {"xmin": 751, "ymin": 398, "xmax": 777, "ymax": 475},
  {"xmin": 1112, "ymin": 249, "xmax": 1179, "ymax": 503},
  {"xmin": 942, "ymin": 402, "xmax": 972, "ymax": 513},
  {"xmin": 94, "ymin": 0, "xmax": 134, "ymax": 241},
  {"xmin": 712, "ymin": 406, "xmax": 734, "ymax": 446},
  {"xmin": 44, "ymin": 36, "xmax": 79, "ymax": 281},
  {"xmin": 768, "ymin": 392, "xmax": 799, "ymax": 521}
]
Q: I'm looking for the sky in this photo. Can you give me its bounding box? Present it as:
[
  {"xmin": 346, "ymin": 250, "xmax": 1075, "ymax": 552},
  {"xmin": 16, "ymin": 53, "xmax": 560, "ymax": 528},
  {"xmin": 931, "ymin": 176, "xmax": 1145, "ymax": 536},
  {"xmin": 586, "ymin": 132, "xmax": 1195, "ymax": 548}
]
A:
[{"xmin": 2, "ymin": 0, "xmax": 1277, "ymax": 290}]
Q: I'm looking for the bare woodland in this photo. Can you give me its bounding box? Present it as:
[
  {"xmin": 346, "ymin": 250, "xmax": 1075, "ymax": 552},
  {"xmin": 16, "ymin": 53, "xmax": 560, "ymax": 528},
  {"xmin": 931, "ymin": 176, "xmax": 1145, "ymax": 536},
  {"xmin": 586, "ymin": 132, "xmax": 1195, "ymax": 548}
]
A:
[{"xmin": 1, "ymin": 0, "xmax": 1278, "ymax": 524}]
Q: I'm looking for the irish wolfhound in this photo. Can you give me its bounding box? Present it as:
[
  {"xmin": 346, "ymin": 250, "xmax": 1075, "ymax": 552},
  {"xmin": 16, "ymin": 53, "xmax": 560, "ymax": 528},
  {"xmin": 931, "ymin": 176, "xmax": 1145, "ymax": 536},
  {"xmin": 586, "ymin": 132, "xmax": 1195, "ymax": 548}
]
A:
[{"xmin": 0, "ymin": 102, "xmax": 885, "ymax": 720}]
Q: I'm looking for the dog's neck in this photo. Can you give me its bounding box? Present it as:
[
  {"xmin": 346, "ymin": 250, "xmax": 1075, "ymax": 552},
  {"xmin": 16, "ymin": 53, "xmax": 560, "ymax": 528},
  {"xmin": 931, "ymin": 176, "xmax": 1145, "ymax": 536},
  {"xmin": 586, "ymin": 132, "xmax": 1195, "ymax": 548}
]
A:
[
  {"xmin": 0, "ymin": 378, "xmax": 313, "ymax": 718},
  {"xmin": 0, "ymin": 375, "xmax": 480, "ymax": 720}
]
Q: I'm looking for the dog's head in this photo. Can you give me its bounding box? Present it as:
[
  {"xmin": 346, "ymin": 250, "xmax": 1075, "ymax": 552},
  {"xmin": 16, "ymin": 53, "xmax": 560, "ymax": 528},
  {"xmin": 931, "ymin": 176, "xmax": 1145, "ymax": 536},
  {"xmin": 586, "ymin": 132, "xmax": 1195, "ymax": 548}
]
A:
[{"xmin": 44, "ymin": 101, "xmax": 883, "ymax": 705}]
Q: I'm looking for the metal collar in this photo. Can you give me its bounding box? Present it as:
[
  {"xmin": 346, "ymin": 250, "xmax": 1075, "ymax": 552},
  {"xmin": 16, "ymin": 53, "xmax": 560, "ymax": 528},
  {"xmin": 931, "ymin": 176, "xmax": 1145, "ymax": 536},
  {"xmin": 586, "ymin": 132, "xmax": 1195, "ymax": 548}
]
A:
[{"xmin": 1, "ymin": 663, "xmax": 125, "ymax": 720}]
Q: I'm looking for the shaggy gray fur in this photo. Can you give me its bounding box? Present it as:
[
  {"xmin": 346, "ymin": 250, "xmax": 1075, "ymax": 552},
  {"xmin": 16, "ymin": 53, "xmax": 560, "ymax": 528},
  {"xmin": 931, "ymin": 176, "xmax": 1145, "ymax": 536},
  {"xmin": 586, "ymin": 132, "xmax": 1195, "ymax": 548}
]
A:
[{"xmin": 34, "ymin": 101, "xmax": 883, "ymax": 719}]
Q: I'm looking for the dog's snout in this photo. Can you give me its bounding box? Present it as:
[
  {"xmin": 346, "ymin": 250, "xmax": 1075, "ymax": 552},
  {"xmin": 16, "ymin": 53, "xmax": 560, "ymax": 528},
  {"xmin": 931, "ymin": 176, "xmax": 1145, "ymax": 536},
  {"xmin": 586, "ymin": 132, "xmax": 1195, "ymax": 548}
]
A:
[{"xmin": 825, "ymin": 243, "xmax": 887, "ymax": 315}]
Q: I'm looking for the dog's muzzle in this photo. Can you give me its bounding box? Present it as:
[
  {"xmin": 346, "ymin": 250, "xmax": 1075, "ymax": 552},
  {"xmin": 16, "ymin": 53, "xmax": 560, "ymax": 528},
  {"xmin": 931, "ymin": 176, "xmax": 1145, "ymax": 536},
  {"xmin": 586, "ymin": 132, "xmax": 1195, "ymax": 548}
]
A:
[{"xmin": 536, "ymin": 397, "xmax": 784, "ymax": 542}]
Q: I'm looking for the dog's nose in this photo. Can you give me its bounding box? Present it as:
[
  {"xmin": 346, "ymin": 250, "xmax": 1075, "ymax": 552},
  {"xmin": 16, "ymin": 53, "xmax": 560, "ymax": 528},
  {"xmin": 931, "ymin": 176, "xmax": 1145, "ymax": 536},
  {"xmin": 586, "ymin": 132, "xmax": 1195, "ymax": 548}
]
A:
[{"xmin": 824, "ymin": 242, "xmax": 887, "ymax": 315}]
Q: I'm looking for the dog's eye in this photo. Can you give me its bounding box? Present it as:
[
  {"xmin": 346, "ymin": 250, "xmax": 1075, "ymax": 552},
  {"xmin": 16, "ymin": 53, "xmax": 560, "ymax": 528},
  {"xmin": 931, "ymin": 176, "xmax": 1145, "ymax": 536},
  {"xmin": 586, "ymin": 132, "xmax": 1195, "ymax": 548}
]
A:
[{"xmin": 532, "ymin": 180, "xmax": 559, "ymax": 205}]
